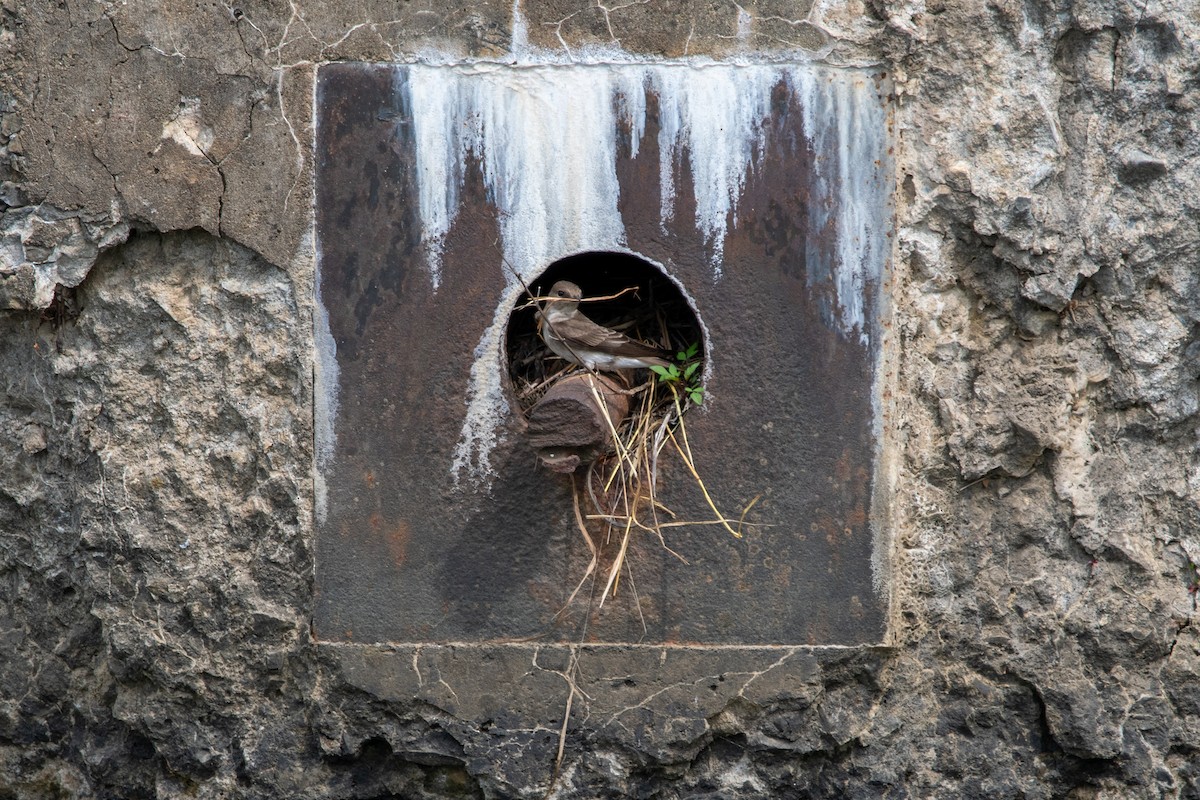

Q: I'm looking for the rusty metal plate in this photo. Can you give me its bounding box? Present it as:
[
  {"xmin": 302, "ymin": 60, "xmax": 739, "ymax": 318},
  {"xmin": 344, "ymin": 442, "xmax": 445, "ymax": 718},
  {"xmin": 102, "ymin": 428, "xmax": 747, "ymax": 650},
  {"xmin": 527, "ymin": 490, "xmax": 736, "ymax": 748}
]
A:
[{"xmin": 314, "ymin": 62, "xmax": 894, "ymax": 645}]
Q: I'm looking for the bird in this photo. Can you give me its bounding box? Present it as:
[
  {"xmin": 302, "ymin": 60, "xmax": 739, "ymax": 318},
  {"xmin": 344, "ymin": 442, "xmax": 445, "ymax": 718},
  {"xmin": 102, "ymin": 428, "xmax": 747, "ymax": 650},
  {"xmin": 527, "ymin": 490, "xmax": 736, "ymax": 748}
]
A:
[{"xmin": 536, "ymin": 280, "xmax": 671, "ymax": 372}]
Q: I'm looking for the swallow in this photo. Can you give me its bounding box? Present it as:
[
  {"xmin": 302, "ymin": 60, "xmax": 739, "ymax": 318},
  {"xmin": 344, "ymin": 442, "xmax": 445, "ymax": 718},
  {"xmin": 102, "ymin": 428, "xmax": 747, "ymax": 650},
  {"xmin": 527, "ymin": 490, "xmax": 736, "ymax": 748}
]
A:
[{"xmin": 536, "ymin": 280, "xmax": 671, "ymax": 372}]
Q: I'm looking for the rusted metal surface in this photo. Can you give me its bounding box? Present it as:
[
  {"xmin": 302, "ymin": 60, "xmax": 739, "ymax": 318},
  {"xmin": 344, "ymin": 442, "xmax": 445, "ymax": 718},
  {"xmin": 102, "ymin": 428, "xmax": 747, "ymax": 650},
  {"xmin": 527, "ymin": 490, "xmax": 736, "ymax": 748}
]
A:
[{"xmin": 314, "ymin": 63, "xmax": 892, "ymax": 645}]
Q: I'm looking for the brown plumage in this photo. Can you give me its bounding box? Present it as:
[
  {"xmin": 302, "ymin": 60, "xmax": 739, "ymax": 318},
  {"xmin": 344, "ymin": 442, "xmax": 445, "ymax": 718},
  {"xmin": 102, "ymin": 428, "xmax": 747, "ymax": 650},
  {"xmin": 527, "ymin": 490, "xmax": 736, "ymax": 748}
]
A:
[{"xmin": 536, "ymin": 280, "xmax": 670, "ymax": 372}]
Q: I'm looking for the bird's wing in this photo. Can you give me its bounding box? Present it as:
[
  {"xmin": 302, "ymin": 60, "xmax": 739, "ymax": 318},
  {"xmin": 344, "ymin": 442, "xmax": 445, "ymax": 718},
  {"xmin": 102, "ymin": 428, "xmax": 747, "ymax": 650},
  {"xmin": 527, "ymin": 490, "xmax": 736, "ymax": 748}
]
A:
[{"xmin": 557, "ymin": 315, "xmax": 667, "ymax": 357}]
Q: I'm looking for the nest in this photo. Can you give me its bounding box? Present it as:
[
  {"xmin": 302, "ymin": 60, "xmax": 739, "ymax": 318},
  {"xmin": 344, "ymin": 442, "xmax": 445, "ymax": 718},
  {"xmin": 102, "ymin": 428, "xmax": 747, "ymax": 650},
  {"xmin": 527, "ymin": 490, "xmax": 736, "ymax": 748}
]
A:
[{"xmin": 504, "ymin": 269, "xmax": 756, "ymax": 620}]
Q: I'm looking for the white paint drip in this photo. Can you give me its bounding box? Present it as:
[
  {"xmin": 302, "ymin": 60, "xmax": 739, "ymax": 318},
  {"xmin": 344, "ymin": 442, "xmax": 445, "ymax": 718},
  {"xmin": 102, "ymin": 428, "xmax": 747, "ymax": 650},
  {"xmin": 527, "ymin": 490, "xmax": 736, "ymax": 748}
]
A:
[
  {"xmin": 406, "ymin": 63, "xmax": 643, "ymax": 480},
  {"xmin": 790, "ymin": 69, "xmax": 891, "ymax": 343},
  {"xmin": 650, "ymin": 65, "xmax": 775, "ymax": 276},
  {"xmin": 311, "ymin": 225, "xmax": 339, "ymax": 522},
  {"xmin": 311, "ymin": 65, "xmax": 339, "ymax": 525},
  {"xmin": 509, "ymin": 0, "xmax": 529, "ymax": 61},
  {"xmin": 394, "ymin": 61, "xmax": 890, "ymax": 483},
  {"xmin": 735, "ymin": 5, "xmax": 754, "ymax": 42}
]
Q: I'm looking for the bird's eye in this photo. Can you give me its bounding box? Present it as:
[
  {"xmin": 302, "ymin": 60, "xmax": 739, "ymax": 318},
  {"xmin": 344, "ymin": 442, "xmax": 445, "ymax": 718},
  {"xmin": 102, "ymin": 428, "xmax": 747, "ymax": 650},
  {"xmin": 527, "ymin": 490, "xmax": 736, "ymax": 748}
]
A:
[{"xmin": 556, "ymin": 290, "xmax": 566, "ymax": 297}]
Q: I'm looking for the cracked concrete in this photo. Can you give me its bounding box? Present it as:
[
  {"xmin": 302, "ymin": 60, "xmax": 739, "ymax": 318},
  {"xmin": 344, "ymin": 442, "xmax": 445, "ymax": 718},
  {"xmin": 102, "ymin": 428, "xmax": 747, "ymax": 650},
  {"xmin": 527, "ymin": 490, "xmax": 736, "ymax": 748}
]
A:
[
  {"xmin": 2, "ymin": 0, "xmax": 1199, "ymax": 798},
  {"xmin": 519, "ymin": 0, "xmax": 830, "ymax": 59}
]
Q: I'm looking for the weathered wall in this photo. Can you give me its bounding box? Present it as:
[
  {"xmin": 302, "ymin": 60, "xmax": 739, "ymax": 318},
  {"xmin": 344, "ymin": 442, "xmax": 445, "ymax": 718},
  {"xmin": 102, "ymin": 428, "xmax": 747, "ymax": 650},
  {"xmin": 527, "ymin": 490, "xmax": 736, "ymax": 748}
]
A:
[{"xmin": 1, "ymin": 1, "xmax": 1198, "ymax": 798}]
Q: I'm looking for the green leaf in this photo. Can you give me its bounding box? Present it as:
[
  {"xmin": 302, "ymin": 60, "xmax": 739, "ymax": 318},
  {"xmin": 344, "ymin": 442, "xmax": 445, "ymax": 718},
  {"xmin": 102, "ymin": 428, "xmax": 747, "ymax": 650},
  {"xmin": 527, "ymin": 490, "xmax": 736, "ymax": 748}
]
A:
[
  {"xmin": 689, "ymin": 389, "xmax": 704, "ymax": 405},
  {"xmin": 683, "ymin": 362, "xmax": 699, "ymax": 380},
  {"xmin": 653, "ymin": 365, "xmax": 682, "ymax": 383},
  {"xmin": 676, "ymin": 351, "xmax": 687, "ymax": 362},
  {"xmin": 684, "ymin": 341, "xmax": 700, "ymax": 359}
]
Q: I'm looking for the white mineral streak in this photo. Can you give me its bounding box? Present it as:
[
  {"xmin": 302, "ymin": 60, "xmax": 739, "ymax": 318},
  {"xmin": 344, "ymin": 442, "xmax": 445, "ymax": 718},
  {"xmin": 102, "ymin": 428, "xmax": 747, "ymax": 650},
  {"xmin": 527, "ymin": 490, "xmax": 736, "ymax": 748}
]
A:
[
  {"xmin": 313, "ymin": 272, "xmax": 339, "ymax": 523},
  {"xmin": 650, "ymin": 65, "xmax": 775, "ymax": 276},
  {"xmin": 399, "ymin": 62, "xmax": 889, "ymax": 482},
  {"xmin": 508, "ymin": 0, "xmax": 528, "ymax": 59},
  {"xmin": 790, "ymin": 69, "xmax": 890, "ymax": 344},
  {"xmin": 736, "ymin": 6, "xmax": 754, "ymax": 43},
  {"xmin": 407, "ymin": 63, "xmax": 639, "ymax": 480},
  {"xmin": 312, "ymin": 65, "xmax": 339, "ymax": 524}
]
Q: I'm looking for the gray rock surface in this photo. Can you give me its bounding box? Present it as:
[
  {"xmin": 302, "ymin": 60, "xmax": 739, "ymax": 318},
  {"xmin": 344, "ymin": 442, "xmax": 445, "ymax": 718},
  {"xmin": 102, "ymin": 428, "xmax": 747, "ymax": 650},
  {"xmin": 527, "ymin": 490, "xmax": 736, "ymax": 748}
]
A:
[{"xmin": 1, "ymin": 0, "xmax": 1198, "ymax": 798}]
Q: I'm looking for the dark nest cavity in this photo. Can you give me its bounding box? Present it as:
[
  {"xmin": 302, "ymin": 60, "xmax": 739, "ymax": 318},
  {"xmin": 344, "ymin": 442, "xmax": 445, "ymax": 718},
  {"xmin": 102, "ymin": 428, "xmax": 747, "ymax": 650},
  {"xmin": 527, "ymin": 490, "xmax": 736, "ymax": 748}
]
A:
[{"xmin": 504, "ymin": 251, "xmax": 706, "ymax": 415}]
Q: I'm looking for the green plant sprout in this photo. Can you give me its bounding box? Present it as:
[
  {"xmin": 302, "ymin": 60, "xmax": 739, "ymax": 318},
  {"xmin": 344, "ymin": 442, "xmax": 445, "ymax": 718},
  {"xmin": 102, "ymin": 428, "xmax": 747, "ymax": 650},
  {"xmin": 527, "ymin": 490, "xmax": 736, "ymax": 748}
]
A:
[{"xmin": 649, "ymin": 341, "xmax": 704, "ymax": 405}]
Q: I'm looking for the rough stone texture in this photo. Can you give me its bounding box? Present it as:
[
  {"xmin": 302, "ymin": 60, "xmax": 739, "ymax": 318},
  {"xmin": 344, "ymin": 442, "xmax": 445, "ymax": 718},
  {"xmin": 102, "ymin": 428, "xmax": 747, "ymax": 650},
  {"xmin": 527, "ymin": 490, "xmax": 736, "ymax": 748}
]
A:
[{"xmin": 0, "ymin": 1, "xmax": 1198, "ymax": 799}]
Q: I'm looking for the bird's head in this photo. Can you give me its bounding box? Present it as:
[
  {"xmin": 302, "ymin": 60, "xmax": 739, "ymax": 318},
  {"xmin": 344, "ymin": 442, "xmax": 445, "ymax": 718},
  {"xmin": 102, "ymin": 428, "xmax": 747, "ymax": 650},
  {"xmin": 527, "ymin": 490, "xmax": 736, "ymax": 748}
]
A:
[{"xmin": 547, "ymin": 280, "xmax": 583, "ymax": 305}]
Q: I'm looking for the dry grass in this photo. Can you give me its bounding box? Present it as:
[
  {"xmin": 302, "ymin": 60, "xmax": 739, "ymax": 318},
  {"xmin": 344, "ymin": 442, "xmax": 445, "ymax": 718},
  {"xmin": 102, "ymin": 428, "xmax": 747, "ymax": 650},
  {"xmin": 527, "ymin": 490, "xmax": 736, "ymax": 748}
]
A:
[
  {"xmin": 561, "ymin": 370, "xmax": 758, "ymax": 614},
  {"xmin": 507, "ymin": 285, "xmax": 760, "ymax": 618},
  {"xmin": 512, "ymin": 284, "xmax": 762, "ymax": 795}
]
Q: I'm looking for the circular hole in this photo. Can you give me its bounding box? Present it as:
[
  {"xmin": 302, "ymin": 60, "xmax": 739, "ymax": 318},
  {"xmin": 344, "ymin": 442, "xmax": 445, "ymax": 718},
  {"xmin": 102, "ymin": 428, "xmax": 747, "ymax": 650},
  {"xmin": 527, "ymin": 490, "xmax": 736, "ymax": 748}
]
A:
[{"xmin": 504, "ymin": 251, "xmax": 706, "ymax": 417}]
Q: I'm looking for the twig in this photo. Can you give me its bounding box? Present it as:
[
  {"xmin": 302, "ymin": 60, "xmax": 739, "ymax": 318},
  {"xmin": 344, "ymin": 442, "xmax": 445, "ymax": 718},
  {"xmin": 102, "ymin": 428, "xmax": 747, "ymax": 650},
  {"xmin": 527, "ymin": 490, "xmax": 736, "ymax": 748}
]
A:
[
  {"xmin": 516, "ymin": 362, "xmax": 574, "ymax": 400},
  {"xmin": 737, "ymin": 494, "xmax": 763, "ymax": 535},
  {"xmin": 664, "ymin": 398, "xmax": 742, "ymax": 538},
  {"xmin": 556, "ymin": 475, "xmax": 599, "ymax": 617},
  {"xmin": 520, "ymin": 285, "xmax": 641, "ymax": 307},
  {"xmin": 554, "ymin": 662, "xmax": 577, "ymax": 771},
  {"xmin": 599, "ymin": 485, "xmax": 637, "ymax": 607}
]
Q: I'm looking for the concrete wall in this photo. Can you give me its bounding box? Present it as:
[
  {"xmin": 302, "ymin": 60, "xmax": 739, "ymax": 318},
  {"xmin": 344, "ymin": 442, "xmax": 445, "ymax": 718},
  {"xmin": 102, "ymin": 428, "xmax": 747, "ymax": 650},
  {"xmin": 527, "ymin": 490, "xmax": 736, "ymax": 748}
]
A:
[{"xmin": 1, "ymin": 1, "xmax": 1198, "ymax": 797}]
